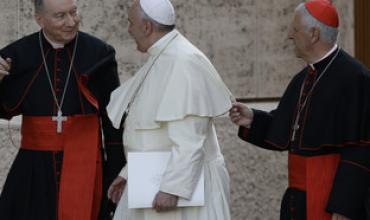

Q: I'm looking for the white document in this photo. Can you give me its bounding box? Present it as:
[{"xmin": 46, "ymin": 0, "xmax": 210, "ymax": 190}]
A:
[{"xmin": 128, "ymin": 152, "xmax": 204, "ymax": 209}]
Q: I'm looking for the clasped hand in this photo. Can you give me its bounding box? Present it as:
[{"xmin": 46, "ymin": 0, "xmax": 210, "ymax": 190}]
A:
[
  {"xmin": 108, "ymin": 176, "xmax": 178, "ymax": 213},
  {"xmin": 152, "ymin": 191, "xmax": 178, "ymax": 212}
]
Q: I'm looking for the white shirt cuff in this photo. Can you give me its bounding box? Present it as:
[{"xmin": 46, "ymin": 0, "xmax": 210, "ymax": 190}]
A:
[{"xmin": 119, "ymin": 165, "xmax": 128, "ymax": 180}]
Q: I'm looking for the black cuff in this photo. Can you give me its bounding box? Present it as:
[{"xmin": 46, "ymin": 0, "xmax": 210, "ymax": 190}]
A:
[
  {"xmin": 238, "ymin": 126, "xmax": 250, "ymax": 142},
  {"xmin": 105, "ymin": 144, "xmax": 125, "ymax": 183}
]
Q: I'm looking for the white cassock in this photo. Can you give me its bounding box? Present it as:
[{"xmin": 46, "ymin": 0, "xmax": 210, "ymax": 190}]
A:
[{"xmin": 107, "ymin": 29, "xmax": 233, "ymax": 220}]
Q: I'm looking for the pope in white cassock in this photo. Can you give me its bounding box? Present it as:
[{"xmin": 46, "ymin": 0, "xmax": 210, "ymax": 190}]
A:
[{"xmin": 107, "ymin": 0, "xmax": 233, "ymax": 219}]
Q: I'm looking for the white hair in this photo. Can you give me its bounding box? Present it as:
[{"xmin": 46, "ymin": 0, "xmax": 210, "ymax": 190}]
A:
[{"xmin": 295, "ymin": 3, "xmax": 339, "ymax": 44}]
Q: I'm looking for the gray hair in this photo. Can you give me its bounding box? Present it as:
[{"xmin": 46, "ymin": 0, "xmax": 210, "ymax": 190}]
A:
[
  {"xmin": 296, "ymin": 3, "xmax": 338, "ymax": 44},
  {"xmin": 34, "ymin": 0, "xmax": 44, "ymax": 14},
  {"xmin": 137, "ymin": 3, "xmax": 175, "ymax": 32}
]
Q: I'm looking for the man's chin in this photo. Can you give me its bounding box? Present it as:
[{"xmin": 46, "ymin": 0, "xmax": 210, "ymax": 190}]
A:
[
  {"xmin": 294, "ymin": 50, "xmax": 302, "ymax": 58},
  {"xmin": 137, "ymin": 45, "xmax": 147, "ymax": 53},
  {"xmin": 62, "ymin": 32, "xmax": 78, "ymax": 42}
]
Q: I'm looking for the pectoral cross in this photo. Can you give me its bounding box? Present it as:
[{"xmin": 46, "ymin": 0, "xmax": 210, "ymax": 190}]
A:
[{"xmin": 52, "ymin": 110, "xmax": 67, "ymax": 133}]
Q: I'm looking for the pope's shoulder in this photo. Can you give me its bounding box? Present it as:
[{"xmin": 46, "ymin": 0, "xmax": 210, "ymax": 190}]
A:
[{"xmin": 165, "ymin": 33, "xmax": 206, "ymax": 60}]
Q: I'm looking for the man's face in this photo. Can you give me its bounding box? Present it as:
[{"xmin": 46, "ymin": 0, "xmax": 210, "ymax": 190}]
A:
[
  {"xmin": 288, "ymin": 11, "xmax": 312, "ymax": 60},
  {"xmin": 127, "ymin": 1, "xmax": 148, "ymax": 53},
  {"xmin": 35, "ymin": 0, "xmax": 80, "ymax": 44}
]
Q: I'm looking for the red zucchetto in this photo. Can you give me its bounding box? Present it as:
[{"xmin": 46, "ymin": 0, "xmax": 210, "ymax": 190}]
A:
[{"xmin": 305, "ymin": 0, "xmax": 339, "ymax": 28}]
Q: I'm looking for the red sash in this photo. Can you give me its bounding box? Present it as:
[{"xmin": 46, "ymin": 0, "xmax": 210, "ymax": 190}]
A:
[
  {"xmin": 21, "ymin": 115, "xmax": 102, "ymax": 220},
  {"xmin": 288, "ymin": 153, "xmax": 340, "ymax": 220}
]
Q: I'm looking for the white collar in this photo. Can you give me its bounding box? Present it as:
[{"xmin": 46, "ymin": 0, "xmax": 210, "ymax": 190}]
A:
[
  {"xmin": 147, "ymin": 29, "xmax": 178, "ymax": 57},
  {"xmin": 309, "ymin": 44, "xmax": 338, "ymax": 70},
  {"xmin": 43, "ymin": 31, "xmax": 65, "ymax": 49}
]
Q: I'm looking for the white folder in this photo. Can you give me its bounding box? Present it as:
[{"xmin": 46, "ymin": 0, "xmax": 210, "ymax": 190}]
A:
[{"xmin": 127, "ymin": 152, "xmax": 204, "ymax": 209}]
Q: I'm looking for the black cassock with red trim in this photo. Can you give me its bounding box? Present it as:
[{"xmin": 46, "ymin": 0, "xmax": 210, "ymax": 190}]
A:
[
  {"xmin": 0, "ymin": 31, "xmax": 125, "ymax": 220},
  {"xmin": 239, "ymin": 47, "xmax": 370, "ymax": 220}
]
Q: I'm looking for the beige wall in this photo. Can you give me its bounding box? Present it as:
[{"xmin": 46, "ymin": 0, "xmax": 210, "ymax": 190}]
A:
[{"xmin": 0, "ymin": 0, "xmax": 354, "ymax": 219}]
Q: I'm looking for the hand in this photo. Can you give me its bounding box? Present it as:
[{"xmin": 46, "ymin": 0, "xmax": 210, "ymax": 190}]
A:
[
  {"xmin": 229, "ymin": 102, "xmax": 254, "ymax": 127},
  {"xmin": 332, "ymin": 213, "xmax": 351, "ymax": 220},
  {"xmin": 107, "ymin": 176, "xmax": 126, "ymax": 204},
  {"xmin": 152, "ymin": 191, "xmax": 178, "ymax": 212},
  {"xmin": 0, "ymin": 56, "xmax": 12, "ymax": 81}
]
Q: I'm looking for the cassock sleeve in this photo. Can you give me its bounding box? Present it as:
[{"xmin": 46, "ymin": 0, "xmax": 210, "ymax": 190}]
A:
[
  {"xmin": 99, "ymin": 112, "xmax": 125, "ymax": 218},
  {"xmin": 88, "ymin": 45, "xmax": 126, "ymax": 217},
  {"xmin": 0, "ymin": 105, "xmax": 6, "ymax": 118},
  {"xmin": 326, "ymin": 146, "xmax": 370, "ymax": 219},
  {"xmin": 238, "ymin": 126, "xmax": 250, "ymax": 140},
  {"xmin": 101, "ymin": 112, "xmax": 126, "ymax": 184},
  {"xmin": 159, "ymin": 116, "xmax": 208, "ymax": 199},
  {"xmin": 86, "ymin": 44, "xmax": 126, "ymax": 184},
  {"xmin": 238, "ymin": 109, "xmax": 285, "ymax": 151},
  {"xmin": 0, "ymin": 77, "xmax": 21, "ymax": 119},
  {"xmin": 0, "ymin": 47, "xmax": 22, "ymax": 120},
  {"xmin": 0, "ymin": 80, "xmax": 11, "ymax": 119}
]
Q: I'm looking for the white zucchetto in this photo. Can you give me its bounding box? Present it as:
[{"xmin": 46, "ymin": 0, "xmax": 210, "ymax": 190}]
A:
[{"xmin": 139, "ymin": 0, "xmax": 176, "ymax": 25}]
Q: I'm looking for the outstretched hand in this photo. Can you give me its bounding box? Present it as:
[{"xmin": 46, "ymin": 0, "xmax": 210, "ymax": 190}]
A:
[{"xmin": 229, "ymin": 102, "xmax": 254, "ymax": 128}]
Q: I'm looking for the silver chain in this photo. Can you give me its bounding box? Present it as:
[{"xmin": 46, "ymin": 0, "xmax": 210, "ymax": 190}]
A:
[
  {"xmin": 38, "ymin": 31, "xmax": 78, "ymax": 113},
  {"xmin": 123, "ymin": 33, "xmax": 179, "ymax": 128},
  {"xmin": 291, "ymin": 48, "xmax": 341, "ymax": 141}
]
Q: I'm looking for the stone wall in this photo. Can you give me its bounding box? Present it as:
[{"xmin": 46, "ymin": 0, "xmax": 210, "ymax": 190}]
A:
[{"xmin": 0, "ymin": 0, "xmax": 354, "ymax": 219}]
